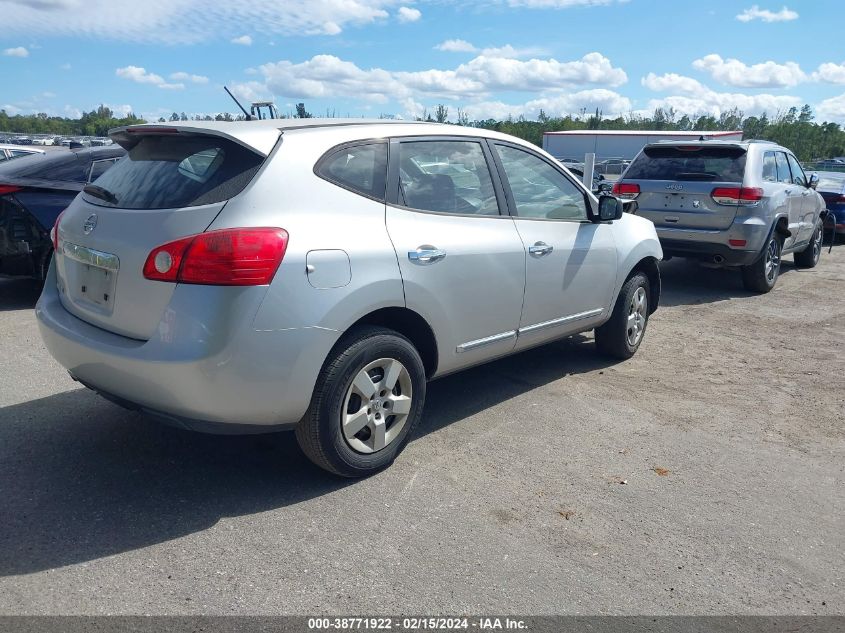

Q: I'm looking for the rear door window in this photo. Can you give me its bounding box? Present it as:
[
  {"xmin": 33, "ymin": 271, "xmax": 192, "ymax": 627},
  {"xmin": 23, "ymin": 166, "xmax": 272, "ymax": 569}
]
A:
[
  {"xmin": 625, "ymin": 146, "xmax": 746, "ymax": 182},
  {"xmin": 396, "ymin": 140, "xmax": 499, "ymax": 215},
  {"xmin": 85, "ymin": 135, "xmax": 264, "ymax": 209},
  {"xmin": 316, "ymin": 142, "xmax": 387, "ymax": 201},
  {"xmin": 762, "ymin": 151, "xmax": 777, "ymax": 182},
  {"xmin": 775, "ymin": 153, "xmax": 791, "ymax": 184},
  {"xmin": 786, "ymin": 154, "xmax": 806, "ymax": 186}
]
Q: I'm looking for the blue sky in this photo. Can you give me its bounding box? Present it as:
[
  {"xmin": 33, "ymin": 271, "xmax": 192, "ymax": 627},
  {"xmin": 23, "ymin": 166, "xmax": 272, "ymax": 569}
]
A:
[{"xmin": 2, "ymin": 0, "xmax": 845, "ymax": 124}]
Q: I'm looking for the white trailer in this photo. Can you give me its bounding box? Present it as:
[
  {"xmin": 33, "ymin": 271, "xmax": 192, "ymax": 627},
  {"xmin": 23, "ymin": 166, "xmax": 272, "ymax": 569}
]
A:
[{"xmin": 543, "ymin": 129, "xmax": 744, "ymax": 162}]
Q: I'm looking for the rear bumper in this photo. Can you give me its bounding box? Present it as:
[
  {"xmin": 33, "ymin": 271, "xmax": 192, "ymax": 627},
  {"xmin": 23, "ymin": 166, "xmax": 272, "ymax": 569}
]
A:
[
  {"xmin": 658, "ymin": 238, "xmax": 760, "ymax": 266},
  {"xmin": 655, "ymin": 216, "xmax": 769, "ymax": 266},
  {"xmin": 36, "ymin": 264, "xmax": 338, "ymax": 430}
]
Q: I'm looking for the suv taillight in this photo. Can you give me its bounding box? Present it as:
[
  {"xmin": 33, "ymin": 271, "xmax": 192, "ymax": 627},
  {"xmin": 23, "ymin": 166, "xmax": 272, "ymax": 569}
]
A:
[
  {"xmin": 50, "ymin": 210, "xmax": 66, "ymax": 251},
  {"xmin": 711, "ymin": 187, "xmax": 763, "ymax": 206},
  {"xmin": 612, "ymin": 182, "xmax": 640, "ymax": 199},
  {"xmin": 143, "ymin": 227, "xmax": 289, "ymax": 286},
  {"xmin": 0, "ymin": 185, "xmax": 22, "ymax": 196}
]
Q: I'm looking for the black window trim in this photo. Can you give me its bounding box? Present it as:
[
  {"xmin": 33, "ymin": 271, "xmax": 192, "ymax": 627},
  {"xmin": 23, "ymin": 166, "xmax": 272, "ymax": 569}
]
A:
[
  {"xmin": 313, "ymin": 138, "xmax": 389, "ymax": 204},
  {"xmin": 487, "ymin": 139, "xmax": 592, "ymax": 223},
  {"xmin": 385, "ymin": 135, "xmax": 511, "ymax": 219},
  {"xmin": 785, "ymin": 152, "xmax": 807, "ymax": 187}
]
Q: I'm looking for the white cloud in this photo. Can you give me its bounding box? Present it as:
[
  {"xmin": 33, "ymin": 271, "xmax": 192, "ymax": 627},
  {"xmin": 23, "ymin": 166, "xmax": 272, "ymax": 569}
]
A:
[
  {"xmin": 816, "ymin": 94, "xmax": 845, "ymax": 122},
  {"xmin": 0, "ymin": 0, "xmax": 399, "ymax": 44},
  {"xmin": 170, "ymin": 71, "xmax": 209, "ymax": 84},
  {"xmin": 3, "ymin": 46, "xmax": 29, "ymax": 57},
  {"xmin": 692, "ymin": 53, "xmax": 806, "ymax": 89},
  {"xmin": 435, "ymin": 39, "xmax": 477, "ymax": 53},
  {"xmin": 642, "ymin": 72, "xmax": 801, "ymax": 118},
  {"xmin": 231, "ymin": 34, "xmax": 253, "ymax": 46},
  {"xmin": 59, "ymin": 62, "xmax": 71, "ymax": 70},
  {"xmin": 736, "ymin": 5, "xmax": 798, "ymax": 23},
  {"xmin": 396, "ymin": 6, "xmax": 421, "ymax": 22},
  {"xmin": 433, "ymin": 40, "xmax": 543, "ymax": 59},
  {"xmin": 116, "ymin": 65, "xmax": 184, "ymax": 90},
  {"xmin": 813, "ymin": 62, "xmax": 845, "ymax": 85},
  {"xmin": 242, "ymin": 51, "xmax": 627, "ymax": 105},
  {"xmin": 642, "ymin": 72, "xmax": 707, "ymax": 95}
]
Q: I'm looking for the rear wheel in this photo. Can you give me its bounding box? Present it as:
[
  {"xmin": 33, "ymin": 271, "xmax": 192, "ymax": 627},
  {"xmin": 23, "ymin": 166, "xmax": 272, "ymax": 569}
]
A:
[
  {"xmin": 741, "ymin": 233, "xmax": 781, "ymax": 293},
  {"xmin": 295, "ymin": 326, "xmax": 426, "ymax": 477},
  {"xmin": 595, "ymin": 272, "xmax": 650, "ymax": 360},
  {"xmin": 794, "ymin": 219, "xmax": 823, "ymax": 269}
]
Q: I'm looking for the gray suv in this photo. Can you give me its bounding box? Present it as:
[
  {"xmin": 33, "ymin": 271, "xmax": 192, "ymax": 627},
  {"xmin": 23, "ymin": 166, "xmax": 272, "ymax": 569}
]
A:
[
  {"xmin": 37, "ymin": 120, "xmax": 663, "ymax": 477},
  {"xmin": 614, "ymin": 140, "xmax": 826, "ymax": 292}
]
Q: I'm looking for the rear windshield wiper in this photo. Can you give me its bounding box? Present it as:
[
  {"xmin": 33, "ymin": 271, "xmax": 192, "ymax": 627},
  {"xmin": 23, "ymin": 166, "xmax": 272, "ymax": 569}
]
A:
[{"xmin": 83, "ymin": 184, "xmax": 118, "ymax": 205}]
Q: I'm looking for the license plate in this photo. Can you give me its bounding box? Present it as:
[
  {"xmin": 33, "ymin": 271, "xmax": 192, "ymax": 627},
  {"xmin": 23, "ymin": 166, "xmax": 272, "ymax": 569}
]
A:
[{"xmin": 61, "ymin": 241, "xmax": 119, "ymax": 314}]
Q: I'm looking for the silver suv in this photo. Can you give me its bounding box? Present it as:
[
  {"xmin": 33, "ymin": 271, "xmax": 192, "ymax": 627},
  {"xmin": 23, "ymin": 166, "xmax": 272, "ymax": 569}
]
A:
[
  {"xmin": 37, "ymin": 120, "xmax": 662, "ymax": 476},
  {"xmin": 614, "ymin": 140, "xmax": 826, "ymax": 292}
]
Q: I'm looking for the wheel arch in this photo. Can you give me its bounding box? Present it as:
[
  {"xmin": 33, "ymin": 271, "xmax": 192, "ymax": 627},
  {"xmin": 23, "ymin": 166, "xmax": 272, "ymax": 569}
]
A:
[
  {"xmin": 345, "ymin": 307, "xmax": 439, "ymax": 378},
  {"xmin": 625, "ymin": 256, "xmax": 661, "ymax": 314}
]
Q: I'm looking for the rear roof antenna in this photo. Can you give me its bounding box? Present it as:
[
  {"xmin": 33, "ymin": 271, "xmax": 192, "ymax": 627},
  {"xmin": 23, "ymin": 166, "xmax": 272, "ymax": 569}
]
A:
[{"xmin": 224, "ymin": 86, "xmax": 252, "ymax": 121}]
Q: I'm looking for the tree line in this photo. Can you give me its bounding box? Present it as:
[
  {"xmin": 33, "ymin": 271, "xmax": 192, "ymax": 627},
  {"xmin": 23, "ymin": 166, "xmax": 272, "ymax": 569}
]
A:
[{"xmin": 3, "ymin": 102, "xmax": 845, "ymax": 161}]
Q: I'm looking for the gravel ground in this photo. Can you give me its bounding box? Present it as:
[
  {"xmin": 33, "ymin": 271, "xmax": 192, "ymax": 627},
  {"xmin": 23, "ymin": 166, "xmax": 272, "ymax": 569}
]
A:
[{"xmin": 0, "ymin": 247, "xmax": 843, "ymax": 615}]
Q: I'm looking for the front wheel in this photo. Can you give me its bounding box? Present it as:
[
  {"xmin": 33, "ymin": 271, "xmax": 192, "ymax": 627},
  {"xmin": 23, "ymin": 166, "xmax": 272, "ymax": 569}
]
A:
[
  {"xmin": 793, "ymin": 219, "xmax": 823, "ymax": 269},
  {"xmin": 741, "ymin": 233, "xmax": 781, "ymax": 293},
  {"xmin": 296, "ymin": 326, "xmax": 426, "ymax": 477},
  {"xmin": 595, "ymin": 272, "xmax": 650, "ymax": 360}
]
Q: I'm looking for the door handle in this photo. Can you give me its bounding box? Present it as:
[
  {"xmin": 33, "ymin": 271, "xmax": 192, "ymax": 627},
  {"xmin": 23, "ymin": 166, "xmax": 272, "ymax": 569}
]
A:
[
  {"xmin": 408, "ymin": 247, "xmax": 446, "ymax": 264},
  {"xmin": 528, "ymin": 241, "xmax": 554, "ymax": 257}
]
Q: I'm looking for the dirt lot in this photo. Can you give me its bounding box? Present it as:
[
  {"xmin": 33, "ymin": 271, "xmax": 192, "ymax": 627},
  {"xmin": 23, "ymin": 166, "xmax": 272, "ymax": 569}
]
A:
[{"xmin": 0, "ymin": 247, "xmax": 843, "ymax": 615}]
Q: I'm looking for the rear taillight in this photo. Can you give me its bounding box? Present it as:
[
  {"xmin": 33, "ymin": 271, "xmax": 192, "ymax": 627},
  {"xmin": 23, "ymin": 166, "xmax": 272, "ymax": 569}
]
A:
[
  {"xmin": 0, "ymin": 184, "xmax": 22, "ymax": 196},
  {"xmin": 143, "ymin": 227, "xmax": 289, "ymax": 286},
  {"xmin": 612, "ymin": 182, "xmax": 640, "ymax": 199},
  {"xmin": 711, "ymin": 187, "xmax": 763, "ymax": 206},
  {"xmin": 50, "ymin": 210, "xmax": 66, "ymax": 251}
]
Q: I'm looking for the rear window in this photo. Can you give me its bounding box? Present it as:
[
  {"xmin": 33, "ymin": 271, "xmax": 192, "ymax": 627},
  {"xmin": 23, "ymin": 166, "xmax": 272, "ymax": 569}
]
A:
[
  {"xmin": 316, "ymin": 142, "xmax": 387, "ymax": 201},
  {"xmin": 84, "ymin": 135, "xmax": 264, "ymax": 209},
  {"xmin": 625, "ymin": 146, "xmax": 747, "ymax": 182}
]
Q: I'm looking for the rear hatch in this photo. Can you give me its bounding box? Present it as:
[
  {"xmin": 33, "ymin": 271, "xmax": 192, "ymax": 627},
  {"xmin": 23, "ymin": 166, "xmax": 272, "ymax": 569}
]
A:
[
  {"xmin": 619, "ymin": 144, "xmax": 748, "ymax": 230},
  {"xmin": 54, "ymin": 128, "xmax": 272, "ymax": 340}
]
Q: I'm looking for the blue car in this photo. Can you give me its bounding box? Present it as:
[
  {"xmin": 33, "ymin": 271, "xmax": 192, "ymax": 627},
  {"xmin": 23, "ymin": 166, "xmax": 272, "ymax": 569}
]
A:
[
  {"xmin": 0, "ymin": 146, "xmax": 125, "ymax": 281},
  {"xmin": 816, "ymin": 171, "xmax": 845, "ymax": 235}
]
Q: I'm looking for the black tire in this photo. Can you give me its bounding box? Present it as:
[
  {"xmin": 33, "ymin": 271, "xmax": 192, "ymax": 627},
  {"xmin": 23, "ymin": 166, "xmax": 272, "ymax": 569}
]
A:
[
  {"xmin": 295, "ymin": 326, "xmax": 426, "ymax": 477},
  {"xmin": 595, "ymin": 271, "xmax": 650, "ymax": 360},
  {"xmin": 794, "ymin": 219, "xmax": 823, "ymax": 269},
  {"xmin": 741, "ymin": 233, "xmax": 781, "ymax": 293}
]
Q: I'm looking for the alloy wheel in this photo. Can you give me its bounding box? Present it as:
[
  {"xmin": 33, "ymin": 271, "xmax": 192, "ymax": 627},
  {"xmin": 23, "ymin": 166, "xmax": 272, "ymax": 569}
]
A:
[
  {"xmin": 626, "ymin": 286, "xmax": 648, "ymax": 348},
  {"xmin": 341, "ymin": 358, "xmax": 413, "ymax": 454}
]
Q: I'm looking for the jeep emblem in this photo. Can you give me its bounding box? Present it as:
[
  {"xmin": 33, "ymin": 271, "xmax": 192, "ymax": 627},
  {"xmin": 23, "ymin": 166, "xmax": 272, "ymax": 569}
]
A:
[{"xmin": 666, "ymin": 184, "xmax": 683, "ymax": 191}]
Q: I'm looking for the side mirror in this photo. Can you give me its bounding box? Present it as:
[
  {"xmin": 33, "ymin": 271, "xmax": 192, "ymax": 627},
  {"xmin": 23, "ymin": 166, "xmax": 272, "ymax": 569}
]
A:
[
  {"xmin": 595, "ymin": 195, "xmax": 624, "ymax": 222},
  {"xmin": 809, "ymin": 173, "xmax": 819, "ymax": 190}
]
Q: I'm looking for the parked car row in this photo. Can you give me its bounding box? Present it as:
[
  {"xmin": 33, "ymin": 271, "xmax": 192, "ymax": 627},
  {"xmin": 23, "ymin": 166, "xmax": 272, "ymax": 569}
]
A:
[{"xmin": 0, "ymin": 135, "xmax": 113, "ymax": 147}]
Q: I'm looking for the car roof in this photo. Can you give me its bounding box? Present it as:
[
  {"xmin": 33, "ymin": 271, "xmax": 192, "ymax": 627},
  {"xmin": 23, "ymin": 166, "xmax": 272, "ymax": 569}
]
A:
[
  {"xmin": 110, "ymin": 119, "xmax": 528, "ymax": 157},
  {"xmin": 642, "ymin": 139, "xmax": 786, "ymax": 152},
  {"xmin": 0, "ymin": 145, "xmax": 126, "ymax": 185}
]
